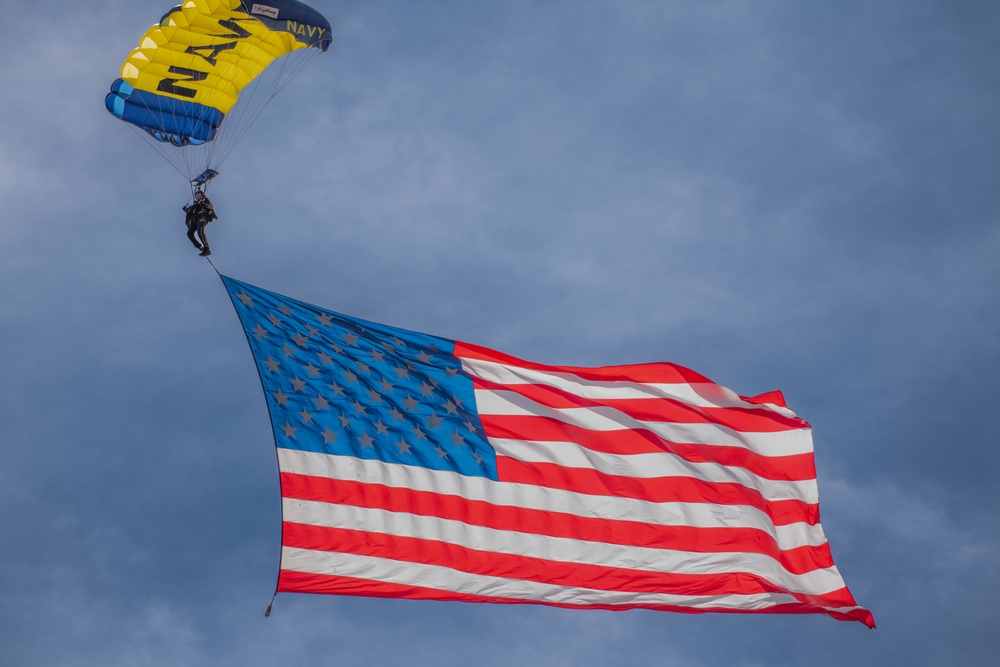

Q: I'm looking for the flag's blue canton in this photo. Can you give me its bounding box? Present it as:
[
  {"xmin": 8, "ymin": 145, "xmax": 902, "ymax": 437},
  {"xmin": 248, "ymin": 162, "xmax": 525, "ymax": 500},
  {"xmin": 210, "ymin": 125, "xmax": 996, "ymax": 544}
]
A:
[{"xmin": 223, "ymin": 277, "xmax": 498, "ymax": 479}]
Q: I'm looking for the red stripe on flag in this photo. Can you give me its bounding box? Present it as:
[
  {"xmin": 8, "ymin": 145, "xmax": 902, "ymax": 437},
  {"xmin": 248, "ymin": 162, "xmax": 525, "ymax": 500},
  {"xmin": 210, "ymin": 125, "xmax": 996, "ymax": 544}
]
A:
[
  {"xmin": 496, "ymin": 457, "xmax": 820, "ymax": 526},
  {"xmin": 472, "ymin": 377, "xmax": 807, "ymax": 432},
  {"xmin": 745, "ymin": 390, "xmax": 788, "ymax": 408},
  {"xmin": 478, "ymin": 414, "xmax": 817, "ymax": 482},
  {"xmin": 279, "ymin": 473, "xmax": 835, "ymax": 573},
  {"xmin": 277, "ymin": 570, "xmax": 875, "ymax": 627},
  {"xmin": 455, "ymin": 341, "xmax": 715, "ymax": 384},
  {"xmin": 282, "ymin": 522, "xmax": 854, "ymax": 604}
]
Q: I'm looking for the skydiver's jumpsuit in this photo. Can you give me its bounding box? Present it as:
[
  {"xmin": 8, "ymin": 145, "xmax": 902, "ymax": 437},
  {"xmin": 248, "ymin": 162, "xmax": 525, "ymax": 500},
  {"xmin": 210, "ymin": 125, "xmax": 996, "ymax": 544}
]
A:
[{"xmin": 183, "ymin": 197, "xmax": 217, "ymax": 255}]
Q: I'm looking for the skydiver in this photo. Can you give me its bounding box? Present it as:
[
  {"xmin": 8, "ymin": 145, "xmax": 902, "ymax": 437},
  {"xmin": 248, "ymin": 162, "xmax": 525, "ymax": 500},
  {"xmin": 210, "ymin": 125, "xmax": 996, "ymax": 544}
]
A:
[{"xmin": 183, "ymin": 189, "xmax": 217, "ymax": 256}]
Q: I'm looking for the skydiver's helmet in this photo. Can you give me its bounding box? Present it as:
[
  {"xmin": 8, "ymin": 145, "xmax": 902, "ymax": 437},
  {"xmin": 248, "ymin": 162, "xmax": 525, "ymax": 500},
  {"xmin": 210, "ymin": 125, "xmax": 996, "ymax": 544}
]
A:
[{"xmin": 194, "ymin": 190, "xmax": 206, "ymax": 202}]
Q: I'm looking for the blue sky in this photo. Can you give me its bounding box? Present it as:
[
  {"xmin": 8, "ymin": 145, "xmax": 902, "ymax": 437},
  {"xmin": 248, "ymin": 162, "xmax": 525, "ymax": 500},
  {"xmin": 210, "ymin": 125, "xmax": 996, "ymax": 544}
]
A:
[{"xmin": 2, "ymin": 0, "xmax": 998, "ymax": 664}]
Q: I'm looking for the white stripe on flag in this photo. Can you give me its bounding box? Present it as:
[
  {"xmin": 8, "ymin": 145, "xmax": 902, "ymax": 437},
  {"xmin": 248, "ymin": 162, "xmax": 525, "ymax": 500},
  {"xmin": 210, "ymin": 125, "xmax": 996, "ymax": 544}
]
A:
[
  {"xmin": 283, "ymin": 498, "xmax": 849, "ymax": 593},
  {"xmin": 276, "ymin": 449, "xmax": 831, "ymax": 550},
  {"xmin": 280, "ymin": 546, "xmax": 806, "ymax": 610},
  {"xmin": 460, "ymin": 357, "xmax": 800, "ymax": 418},
  {"xmin": 473, "ymin": 389, "xmax": 813, "ymax": 457},
  {"xmin": 488, "ymin": 438, "xmax": 819, "ymax": 503}
]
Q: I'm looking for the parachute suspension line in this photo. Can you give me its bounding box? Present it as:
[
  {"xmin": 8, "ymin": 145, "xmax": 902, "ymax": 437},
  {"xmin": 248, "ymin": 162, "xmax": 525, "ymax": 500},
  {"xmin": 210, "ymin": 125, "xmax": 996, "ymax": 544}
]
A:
[
  {"xmin": 124, "ymin": 87, "xmax": 206, "ymax": 185},
  {"xmin": 126, "ymin": 124, "xmax": 189, "ymax": 182},
  {"xmin": 204, "ymin": 53, "xmax": 274, "ymax": 171},
  {"xmin": 273, "ymin": 48, "xmax": 322, "ymax": 97},
  {"xmin": 123, "ymin": 89, "xmax": 189, "ymax": 177},
  {"xmin": 194, "ymin": 67, "xmax": 230, "ymax": 180},
  {"xmin": 214, "ymin": 49, "xmax": 323, "ymax": 168},
  {"xmin": 212, "ymin": 72, "xmax": 285, "ymax": 166},
  {"xmin": 129, "ymin": 72, "xmax": 211, "ymax": 184},
  {"xmin": 204, "ymin": 43, "xmax": 306, "ymax": 170},
  {"xmin": 127, "ymin": 81, "xmax": 171, "ymax": 152},
  {"xmin": 123, "ymin": 65, "xmax": 222, "ymax": 183},
  {"xmin": 223, "ymin": 49, "xmax": 321, "ymax": 166},
  {"xmin": 209, "ymin": 50, "xmax": 294, "ymax": 169}
]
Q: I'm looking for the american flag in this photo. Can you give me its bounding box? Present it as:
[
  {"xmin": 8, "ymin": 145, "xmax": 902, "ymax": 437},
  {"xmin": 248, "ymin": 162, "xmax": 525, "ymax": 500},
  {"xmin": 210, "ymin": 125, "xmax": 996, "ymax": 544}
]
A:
[{"xmin": 223, "ymin": 276, "xmax": 873, "ymax": 627}]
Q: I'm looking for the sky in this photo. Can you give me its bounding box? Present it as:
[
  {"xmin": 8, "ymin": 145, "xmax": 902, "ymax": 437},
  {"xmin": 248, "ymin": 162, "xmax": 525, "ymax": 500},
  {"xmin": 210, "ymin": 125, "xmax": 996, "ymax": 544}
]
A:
[{"xmin": 1, "ymin": 0, "xmax": 998, "ymax": 664}]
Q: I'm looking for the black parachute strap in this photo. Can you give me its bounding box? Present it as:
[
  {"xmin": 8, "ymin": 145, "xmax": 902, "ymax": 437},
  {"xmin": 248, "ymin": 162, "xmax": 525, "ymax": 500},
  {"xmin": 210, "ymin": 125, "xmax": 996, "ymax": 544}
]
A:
[{"xmin": 205, "ymin": 255, "xmax": 221, "ymax": 275}]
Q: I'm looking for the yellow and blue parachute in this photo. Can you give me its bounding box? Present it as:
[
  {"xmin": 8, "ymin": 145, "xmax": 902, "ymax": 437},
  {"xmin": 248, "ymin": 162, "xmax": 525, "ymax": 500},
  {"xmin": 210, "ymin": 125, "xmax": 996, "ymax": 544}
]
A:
[{"xmin": 106, "ymin": 0, "xmax": 331, "ymax": 179}]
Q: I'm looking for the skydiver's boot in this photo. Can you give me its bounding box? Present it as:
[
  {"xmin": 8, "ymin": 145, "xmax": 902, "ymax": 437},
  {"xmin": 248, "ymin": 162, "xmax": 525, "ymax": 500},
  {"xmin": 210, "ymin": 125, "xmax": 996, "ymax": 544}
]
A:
[{"xmin": 200, "ymin": 246, "xmax": 212, "ymax": 256}]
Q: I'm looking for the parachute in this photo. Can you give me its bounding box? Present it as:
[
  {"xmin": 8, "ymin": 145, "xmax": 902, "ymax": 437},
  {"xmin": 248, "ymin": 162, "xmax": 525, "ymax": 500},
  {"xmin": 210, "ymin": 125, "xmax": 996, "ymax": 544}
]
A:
[{"xmin": 106, "ymin": 0, "xmax": 332, "ymax": 187}]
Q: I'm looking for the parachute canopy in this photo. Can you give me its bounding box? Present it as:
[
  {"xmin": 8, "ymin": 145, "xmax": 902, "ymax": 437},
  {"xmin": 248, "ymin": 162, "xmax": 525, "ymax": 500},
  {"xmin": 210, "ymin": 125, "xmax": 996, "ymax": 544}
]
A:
[{"xmin": 107, "ymin": 0, "xmax": 331, "ymax": 147}]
